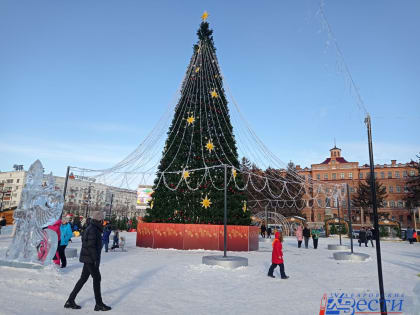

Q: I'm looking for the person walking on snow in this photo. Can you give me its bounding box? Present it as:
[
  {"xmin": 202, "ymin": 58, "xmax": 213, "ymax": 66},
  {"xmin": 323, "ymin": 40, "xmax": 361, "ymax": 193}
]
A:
[
  {"xmin": 267, "ymin": 231, "xmax": 289, "ymax": 279},
  {"xmin": 296, "ymin": 225, "xmax": 303, "ymax": 248},
  {"xmin": 312, "ymin": 227, "xmax": 320, "ymax": 249},
  {"xmin": 65, "ymin": 211, "xmax": 111, "ymax": 311},
  {"xmin": 261, "ymin": 224, "xmax": 266, "ymax": 238},
  {"xmin": 111, "ymin": 229, "xmax": 120, "ymax": 250},
  {"xmin": 303, "ymin": 224, "xmax": 311, "ymax": 249},
  {"xmin": 406, "ymin": 227, "xmax": 414, "ymax": 244},
  {"xmin": 366, "ymin": 227, "xmax": 374, "ymax": 247},
  {"xmin": 58, "ymin": 217, "xmax": 73, "ymax": 268},
  {"xmin": 102, "ymin": 223, "xmax": 112, "ymax": 252},
  {"xmin": 359, "ymin": 227, "xmax": 368, "ymax": 247},
  {"xmin": 48, "ymin": 219, "xmax": 62, "ymax": 265}
]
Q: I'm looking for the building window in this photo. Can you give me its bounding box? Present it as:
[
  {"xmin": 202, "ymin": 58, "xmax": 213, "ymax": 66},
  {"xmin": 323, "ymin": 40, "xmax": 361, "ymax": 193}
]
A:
[
  {"xmin": 396, "ymin": 186, "xmax": 401, "ymax": 193},
  {"xmin": 15, "ymin": 186, "xmax": 19, "ymax": 190},
  {"xmin": 325, "ymin": 198, "xmax": 331, "ymax": 207},
  {"xmin": 332, "ymin": 173, "xmax": 336, "ymax": 180},
  {"xmin": 382, "ymin": 201, "xmax": 388, "ymax": 207},
  {"xmin": 350, "ymin": 187, "xmax": 355, "ymax": 193},
  {"xmin": 404, "ymin": 186, "xmax": 408, "ymax": 193},
  {"xmin": 395, "ymin": 171, "xmax": 400, "ymax": 178},
  {"xmin": 342, "ymin": 199, "xmax": 347, "ymax": 207},
  {"xmin": 6, "ymin": 179, "xmax": 13, "ymax": 183},
  {"xmin": 359, "ymin": 173, "xmax": 363, "ymax": 179},
  {"xmin": 348, "ymin": 173, "xmax": 353, "ymax": 179},
  {"xmin": 410, "ymin": 170, "xmax": 415, "ymax": 176},
  {"xmin": 316, "ymin": 174, "xmax": 320, "ymax": 180},
  {"xmin": 399, "ymin": 215, "xmax": 403, "ymax": 222},
  {"xmin": 389, "ymin": 186, "xmax": 394, "ymax": 193},
  {"xmin": 324, "ymin": 174, "xmax": 328, "ymax": 180},
  {"xmin": 388, "ymin": 171, "xmax": 392, "ymax": 179},
  {"xmin": 333, "ymin": 199, "xmax": 337, "ymax": 207},
  {"xmin": 317, "ymin": 199, "xmax": 323, "ymax": 207},
  {"xmin": 16, "ymin": 179, "xmax": 20, "ymax": 183},
  {"xmin": 380, "ymin": 172, "xmax": 385, "ymax": 179},
  {"xmin": 317, "ymin": 213, "xmax": 322, "ymax": 221},
  {"xmin": 390, "ymin": 200, "xmax": 395, "ymax": 208},
  {"xmin": 341, "ymin": 187, "xmax": 345, "ymax": 193},
  {"xmin": 403, "ymin": 171, "xmax": 408, "ymax": 178},
  {"xmin": 340, "ymin": 173, "xmax": 344, "ymax": 179},
  {"xmin": 398, "ymin": 200, "xmax": 403, "ymax": 208}
]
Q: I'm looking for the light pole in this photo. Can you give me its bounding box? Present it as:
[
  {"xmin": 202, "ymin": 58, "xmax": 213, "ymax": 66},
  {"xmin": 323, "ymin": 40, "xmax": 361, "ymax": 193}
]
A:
[{"xmin": 365, "ymin": 114, "xmax": 387, "ymax": 315}]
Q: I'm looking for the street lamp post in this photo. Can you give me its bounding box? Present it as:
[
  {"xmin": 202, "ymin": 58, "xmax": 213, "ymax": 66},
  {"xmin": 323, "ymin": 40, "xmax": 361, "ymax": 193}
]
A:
[{"xmin": 365, "ymin": 114, "xmax": 387, "ymax": 315}]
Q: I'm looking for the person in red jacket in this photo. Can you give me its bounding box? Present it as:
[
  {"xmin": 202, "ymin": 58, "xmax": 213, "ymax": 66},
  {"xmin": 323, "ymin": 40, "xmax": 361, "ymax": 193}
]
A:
[{"xmin": 267, "ymin": 231, "xmax": 289, "ymax": 279}]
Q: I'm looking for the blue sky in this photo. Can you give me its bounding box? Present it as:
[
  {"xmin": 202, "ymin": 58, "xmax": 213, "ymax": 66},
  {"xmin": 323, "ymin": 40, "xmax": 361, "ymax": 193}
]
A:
[{"xmin": 1, "ymin": 0, "xmax": 419, "ymax": 177}]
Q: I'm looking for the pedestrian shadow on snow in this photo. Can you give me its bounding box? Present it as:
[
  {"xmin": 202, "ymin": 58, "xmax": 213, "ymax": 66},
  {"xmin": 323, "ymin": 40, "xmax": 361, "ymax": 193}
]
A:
[{"xmin": 78, "ymin": 265, "xmax": 164, "ymax": 307}]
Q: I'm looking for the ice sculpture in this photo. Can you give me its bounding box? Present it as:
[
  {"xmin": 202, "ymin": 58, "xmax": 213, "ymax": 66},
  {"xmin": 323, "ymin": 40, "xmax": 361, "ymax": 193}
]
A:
[{"xmin": 5, "ymin": 160, "xmax": 63, "ymax": 265}]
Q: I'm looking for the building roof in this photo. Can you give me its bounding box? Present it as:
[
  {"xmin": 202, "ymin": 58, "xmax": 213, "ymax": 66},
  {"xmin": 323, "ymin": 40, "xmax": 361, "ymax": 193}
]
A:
[{"xmin": 321, "ymin": 157, "xmax": 348, "ymax": 164}]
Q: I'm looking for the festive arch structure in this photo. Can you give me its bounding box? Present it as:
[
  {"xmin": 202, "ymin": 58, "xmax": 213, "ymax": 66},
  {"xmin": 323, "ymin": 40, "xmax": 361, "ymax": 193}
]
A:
[
  {"xmin": 252, "ymin": 211, "xmax": 292, "ymax": 236},
  {"xmin": 324, "ymin": 217, "xmax": 349, "ymax": 237}
]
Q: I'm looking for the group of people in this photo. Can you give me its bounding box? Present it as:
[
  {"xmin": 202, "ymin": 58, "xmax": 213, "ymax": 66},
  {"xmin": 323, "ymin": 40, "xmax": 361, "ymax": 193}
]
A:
[
  {"xmin": 295, "ymin": 224, "xmax": 320, "ymax": 249},
  {"xmin": 260, "ymin": 224, "xmax": 272, "ymax": 238},
  {"xmin": 102, "ymin": 223, "xmax": 124, "ymax": 252},
  {"xmin": 266, "ymin": 223, "xmax": 322, "ymax": 280},
  {"xmin": 358, "ymin": 227, "xmax": 375, "ymax": 247}
]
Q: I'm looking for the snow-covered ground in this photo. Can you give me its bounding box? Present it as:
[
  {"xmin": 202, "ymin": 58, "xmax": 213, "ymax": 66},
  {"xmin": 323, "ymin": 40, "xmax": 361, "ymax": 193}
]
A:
[{"xmin": 0, "ymin": 230, "xmax": 419, "ymax": 315}]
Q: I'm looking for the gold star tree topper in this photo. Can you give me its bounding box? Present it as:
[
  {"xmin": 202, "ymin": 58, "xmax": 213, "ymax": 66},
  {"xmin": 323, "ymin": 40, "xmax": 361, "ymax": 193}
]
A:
[
  {"xmin": 201, "ymin": 195, "xmax": 212, "ymax": 209},
  {"xmin": 187, "ymin": 115, "xmax": 195, "ymax": 125},
  {"xmin": 210, "ymin": 89, "xmax": 218, "ymax": 98},
  {"xmin": 183, "ymin": 170, "xmax": 190, "ymax": 180},
  {"xmin": 201, "ymin": 11, "xmax": 209, "ymax": 21},
  {"xmin": 206, "ymin": 140, "xmax": 214, "ymax": 152}
]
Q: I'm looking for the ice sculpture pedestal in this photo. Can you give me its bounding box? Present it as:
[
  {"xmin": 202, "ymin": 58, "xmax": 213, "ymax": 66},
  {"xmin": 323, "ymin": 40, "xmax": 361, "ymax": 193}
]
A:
[{"xmin": 0, "ymin": 259, "xmax": 44, "ymax": 269}]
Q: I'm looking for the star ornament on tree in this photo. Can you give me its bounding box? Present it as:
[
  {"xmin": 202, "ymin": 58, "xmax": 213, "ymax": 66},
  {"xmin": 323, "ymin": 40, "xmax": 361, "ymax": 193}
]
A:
[
  {"xmin": 195, "ymin": 66, "xmax": 200, "ymax": 73},
  {"xmin": 232, "ymin": 168, "xmax": 237, "ymax": 178},
  {"xmin": 206, "ymin": 140, "xmax": 214, "ymax": 152},
  {"xmin": 201, "ymin": 195, "xmax": 212, "ymax": 209},
  {"xmin": 210, "ymin": 89, "xmax": 218, "ymax": 98},
  {"xmin": 187, "ymin": 115, "xmax": 195, "ymax": 125},
  {"xmin": 183, "ymin": 170, "xmax": 190, "ymax": 180},
  {"xmin": 201, "ymin": 11, "xmax": 209, "ymax": 21},
  {"xmin": 242, "ymin": 200, "xmax": 247, "ymax": 213}
]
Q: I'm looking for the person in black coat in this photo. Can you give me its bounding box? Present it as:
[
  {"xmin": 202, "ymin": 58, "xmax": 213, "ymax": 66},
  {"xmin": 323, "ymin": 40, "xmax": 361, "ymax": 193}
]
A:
[
  {"xmin": 65, "ymin": 211, "xmax": 111, "ymax": 311},
  {"xmin": 302, "ymin": 224, "xmax": 311, "ymax": 249},
  {"xmin": 359, "ymin": 227, "xmax": 368, "ymax": 247}
]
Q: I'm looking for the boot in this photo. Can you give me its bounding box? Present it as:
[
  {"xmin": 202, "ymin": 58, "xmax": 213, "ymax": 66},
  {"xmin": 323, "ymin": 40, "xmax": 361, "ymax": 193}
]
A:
[
  {"xmin": 64, "ymin": 299, "xmax": 81, "ymax": 309},
  {"xmin": 281, "ymin": 276, "xmax": 290, "ymax": 279},
  {"xmin": 94, "ymin": 303, "xmax": 112, "ymax": 311},
  {"xmin": 267, "ymin": 274, "xmax": 275, "ymax": 278}
]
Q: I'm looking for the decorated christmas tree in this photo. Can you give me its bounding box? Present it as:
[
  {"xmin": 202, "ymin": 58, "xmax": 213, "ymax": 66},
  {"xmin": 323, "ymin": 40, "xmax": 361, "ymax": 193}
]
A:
[{"xmin": 144, "ymin": 13, "xmax": 251, "ymax": 225}]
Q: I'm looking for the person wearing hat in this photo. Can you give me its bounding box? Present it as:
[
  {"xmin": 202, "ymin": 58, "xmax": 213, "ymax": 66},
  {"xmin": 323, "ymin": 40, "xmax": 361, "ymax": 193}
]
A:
[{"xmin": 65, "ymin": 211, "xmax": 111, "ymax": 311}]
